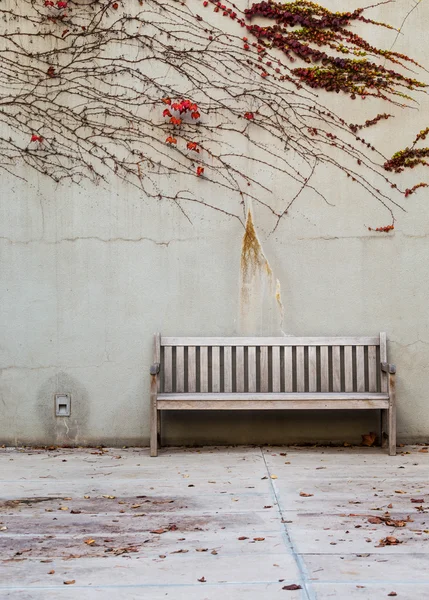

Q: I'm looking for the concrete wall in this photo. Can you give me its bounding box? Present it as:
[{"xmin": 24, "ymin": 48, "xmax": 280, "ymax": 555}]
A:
[{"xmin": 1, "ymin": 0, "xmax": 429, "ymax": 446}]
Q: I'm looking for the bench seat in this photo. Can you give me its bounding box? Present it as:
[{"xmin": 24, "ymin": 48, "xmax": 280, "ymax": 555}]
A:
[{"xmin": 157, "ymin": 392, "xmax": 389, "ymax": 409}]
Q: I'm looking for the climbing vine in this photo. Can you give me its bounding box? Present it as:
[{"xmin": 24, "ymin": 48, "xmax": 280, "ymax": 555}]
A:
[{"xmin": 0, "ymin": 0, "xmax": 427, "ymax": 230}]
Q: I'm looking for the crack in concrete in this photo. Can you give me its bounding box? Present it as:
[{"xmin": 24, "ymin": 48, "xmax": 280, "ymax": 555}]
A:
[
  {"xmin": 0, "ymin": 236, "xmax": 193, "ymax": 246},
  {"xmin": 390, "ymin": 339, "xmax": 429, "ymax": 347},
  {"xmin": 0, "ymin": 360, "xmax": 120, "ymax": 373}
]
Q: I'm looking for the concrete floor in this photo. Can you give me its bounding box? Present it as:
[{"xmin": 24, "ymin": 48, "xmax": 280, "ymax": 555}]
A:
[{"xmin": 1, "ymin": 446, "xmax": 429, "ymax": 599}]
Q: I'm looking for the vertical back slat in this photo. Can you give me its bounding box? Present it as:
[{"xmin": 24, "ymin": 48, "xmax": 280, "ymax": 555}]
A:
[
  {"xmin": 212, "ymin": 346, "xmax": 221, "ymax": 392},
  {"xmin": 164, "ymin": 346, "xmax": 173, "ymax": 393},
  {"xmin": 344, "ymin": 346, "xmax": 353, "ymax": 392},
  {"xmin": 248, "ymin": 346, "xmax": 257, "ymax": 392},
  {"xmin": 176, "ymin": 346, "xmax": 184, "ymax": 392},
  {"xmin": 188, "ymin": 346, "xmax": 196, "ymax": 392},
  {"xmin": 368, "ymin": 345, "xmax": 377, "ymax": 392},
  {"xmin": 308, "ymin": 346, "xmax": 317, "ymax": 392},
  {"xmin": 272, "ymin": 346, "xmax": 281, "ymax": 392},
  {"xmin": 236, "ymin": 346, "xmax": 245, "ymax": 392},
  {"xmin": 356, "ymin": 346, "xmax": 365, "ymax": 392},
  {"xmin": 200, "ymin": 346, "xmax": 208, "ymax": 392},
  {"xmin": 320, "ymin": 346, "xmax": 329, "ymax": 392},
  {"xmin": 332, "ymin": 346, "xmax": 341, "ymax": 392},
  {"xmin": 284, "ymin": 346, "xmax": 293, "ymax": 392},
  {"xmin": 260, "ymin": 346, "xmax": 269, "ymax": 392},
  {"xmin": 224, "ymin": 346, "xmax": 232, "ymax": 392},
  {"xmin": 380, "ymin": 332, "xmax": 387, "ymax": 393},
  {"xmin": 296, "ymin": 346, "xmax": 305, "ymax": 392}
]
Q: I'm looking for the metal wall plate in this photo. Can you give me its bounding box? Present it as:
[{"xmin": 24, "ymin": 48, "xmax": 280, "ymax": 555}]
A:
[{"xmin": 55, "ymin": 394, "xmax": 71, "ymax": 417}]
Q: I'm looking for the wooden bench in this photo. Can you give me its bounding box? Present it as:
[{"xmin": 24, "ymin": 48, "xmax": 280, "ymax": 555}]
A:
[{"xmin": 149, "ymin": 333, "xmax": 396, "ymax": 456}]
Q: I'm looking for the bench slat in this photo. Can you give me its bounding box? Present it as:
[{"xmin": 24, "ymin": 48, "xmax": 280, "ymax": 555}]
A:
[
  {"xmin": 284, "ymin": 346, "xmax": 293, "ymax": 392},
  {"xmin": 188, "ymin": 346, "xmax": 196, "ymax": 392},
  {"xmin": 236, "ymin": 346, "xmax": 245, "ymax": 392},
  {"xmin": 224, "ymin": 346, "xmax": 232, "ymax": 392},
  {"xmin": 308, "ymin": 346, "xmax": 317, "ymax": 392},
  {"xmin": 248, "ymin": 346, "xmax": 257, "ymax": 392},
  {"xmin": 344, "ymin": 346, "xmax": 353, "ymax": 392},
  {"xmin": 296, "ymin": 346, "xmax": 305, "ymax": 392},
  {"xmin": 176, "ymin": 346, "xmax": 184, "ymax": 392},
  {"xmin": 260, "ymin": 346, "xmax": 269, "ymax": 392},
  {"xmin": 320, "ymin": 346, "xmax": 329, "ymax": 392},
  {"xmin": 200, "ymin": 346, "xmax": 208, "ymax": 392},
  {"xmin": 368, "ymin": 345, "xmax": 377, "ymax": 392},
  {"xmin": 212, "ymin": 346, "xmax": 220, "ymax": 393},
  {"xmin": 357, "ymin": 346, "xmax": 365, "ymax": 392},
  {"xmin": 162, "ymin": 336, "xmax": 380, "ymax": 346},
  {"xmin": 164, "ymin": 346, "xmax": 173, "ymax": 393},
  {"xmin": 272, "ymin": 346, "xmax": 281, "ymax": 392},
  {"xmin": 333, "ymin": 346, "xmax": 341, "ymax": 392}
]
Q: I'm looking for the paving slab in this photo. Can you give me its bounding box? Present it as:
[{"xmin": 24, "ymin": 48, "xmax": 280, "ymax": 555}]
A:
[{"xmin": 1, "ymin": 445, "xmax": 429, "ymax": 599}]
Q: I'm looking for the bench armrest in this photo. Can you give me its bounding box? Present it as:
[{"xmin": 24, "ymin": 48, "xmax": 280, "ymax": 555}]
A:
[
  {"xmin": 381, "ymin": 362, "xmax": 396, "ymax": 374},
  {"xmin": 150, "ymin": 362, "xmax": 160, "ymax": 376}
]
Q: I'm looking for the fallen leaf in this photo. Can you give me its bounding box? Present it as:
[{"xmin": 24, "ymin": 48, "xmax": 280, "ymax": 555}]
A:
[
  {"xmin": 102, "ymin": 495, "xmax": 115, "ymax": 499},
  {"xmin": 171, "ymin": 549, "xmax": 188, "ymax": 554},
  {"xmin": 198, "ymin": 576, "xmax": 206, "ymax": 582},
  {"xmin": 283, "ymin": 584, "xmax": 302, "ymax": 590},
  {"xmin": 196, "ymin": 548, "xmax": 208, "ymax": 552},
  {"xmin": 211, "ymin": 549, "xmax": 218, "ymax": 555},
  {"xmin": 84, "ymin": 539, "xmax": 95, "ymax": 545},
  {"xmin": 411, "ymin": 498, "xmax": 424, "ymax": 503},
  {"xmin": 70, "ymin": 509, "xmax": 81, "ymax": 514},
  {"xmin": 150, "ymin": 529, "xmax": 167, "ymax": 534},
  {"xmin": 0, "ymin": 526, "xmax": 7, "ymax": 531},
  {"xmin": 159, "ymin": 554, "xmax": 166, "ymax": 558},
  {"xmin": 270, "ymin": 474, "xmax": 278, "ymax": 479},
  {"xmin": 385, "ymin": 519, "xmax": 407, "ymax": 528},
  {"xmin": 131, "ymin": 504, "xmax": 141, "ymax": 509},
  {"xmin": 238, "ymin": 536, "xmax": 248, "ymax": 540},
  {"xmin": 395, "ymin": 490, "xmax": 406, "ymax": 494},
  {"xmin": 59, "ymin": 506, "xmax": 69, "ymax": 511},
  {"xmin": 387, "ymin": 503, "xmax": 393, "ymax": 508},
  {"xmin": 300, "ymin": 492, "xmax": 313, "ymax": 497},
  {"xmin": 264, "ymin": 505, "xmax": 273, "ymax": 509},
  {"xmin": 253, "ymin": 537, "xmax": 265, "ymax": 541},
  {"xmin": 63, "ymin": 580, "xmax": 76, "ymax": 585},
  {"xmin": 48, "ymin": 570, "xmax": 55, "ymax": 575},
  {"xmin": 388, "ymin": 593, "xmax": 397, "ymax": 597},
  {"xmin": 361, "ymin": 432, "xmax": 377, "ymax": 447},
  {"xmin": 368, "ymin": 517, "xmax": 383, "ymax": 524},
  {"xmin": 418, "ymin": 448, "xmax": 428, "ymax": 453},
  {"xmin": 376, "ymin": 536, "xmax": 402, "ymax": 547}
]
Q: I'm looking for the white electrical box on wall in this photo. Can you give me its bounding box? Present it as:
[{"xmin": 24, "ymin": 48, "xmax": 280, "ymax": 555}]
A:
[{"xmin": 55, "ymin": 394, "xmax": 71, "ymax": 417}]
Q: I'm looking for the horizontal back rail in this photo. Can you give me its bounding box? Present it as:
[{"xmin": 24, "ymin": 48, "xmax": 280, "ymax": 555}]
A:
[{"xmin": 161, "ymin": 336, "xmax": 380, "ymax": 347}]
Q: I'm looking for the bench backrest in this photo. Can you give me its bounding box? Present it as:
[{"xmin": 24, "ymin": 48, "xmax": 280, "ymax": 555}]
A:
[{"xmin": 156, "ymin": 334, "xmax": 387, "ymax": 394}]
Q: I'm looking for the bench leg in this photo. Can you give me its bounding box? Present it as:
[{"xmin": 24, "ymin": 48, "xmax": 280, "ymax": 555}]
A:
[
  {"xmin": 388, "ymin": 372, "xmax": 397, "ymax": 456},
  {"xmin": 388, "ymin": 403, "xmax": 396, "ymax": 456},
  {"xmin": 157, "ymin": 411, "xmax": 162, "ymax": 449},
  {"xmin": 150, "ymin": 395, "xmax": 158, "ymax": 457}
]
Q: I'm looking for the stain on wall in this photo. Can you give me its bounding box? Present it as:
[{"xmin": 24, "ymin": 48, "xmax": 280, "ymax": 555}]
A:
[
  {"xmin": 36, "ymin": 372, "xmax": 90, "ymax": 445},
  {"xmin": 240, "ymin": 206, "xmax": 285, "ymax": 334}
]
